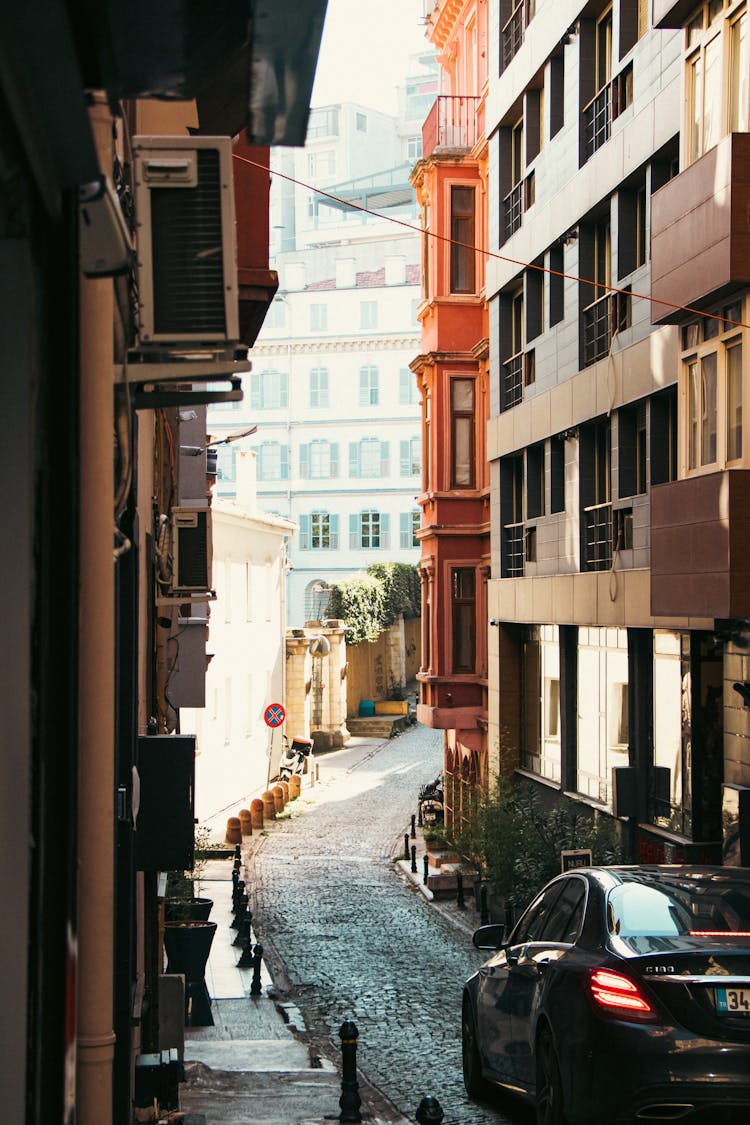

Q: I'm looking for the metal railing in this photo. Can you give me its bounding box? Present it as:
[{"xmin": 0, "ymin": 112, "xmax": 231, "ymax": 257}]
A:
[
  {"xmin": 501, "ymin": 352, "xmax": 524, "ymax": 411},
  {"xmin": 582, "ymin": 501, "xmax": 613, "ymax": 571},
  {"xmin": 421, "ymin": 95, "xmax": 480, "ymax": 157},
  {"xmin": 502, "ymin": 0, "xmax": 530, "ymax": 67},
  {"xmin": 582, "ymin": 292, "xmax": 613, "ymax": 366},
  {"xmin": 503, "ymin": 180, "xmax": 524, "ymax": 239},
  {"xmin": 503, "ymin": 521, "xmax": 525, "ymax": 577},
  {"xmin": 582, "ymin": 83, "xmax": 611, "ymax": 160}
]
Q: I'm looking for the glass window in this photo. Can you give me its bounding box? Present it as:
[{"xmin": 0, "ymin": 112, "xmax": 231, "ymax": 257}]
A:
[
  {"xmin": 727, "ymin": 341, "xmax": 743, "ymax": 460},
  {"xmin": 452, "ymin": 567, "xmax": 476, "ymax": 673},
  {"xmin": 310, "ymin": 303, "xmax": 328, "ymax": 331},
  {"xmin": 360, "ymin": 511, "xmax": 381, "ymax": 548},
  {"xmin": 541, "ymin": 879, "xmax": 587, "ymax": 944},
  {"xmin": 311, "ymin": 512, "xmax": 331, "ymax": 549},
  {"xmin": 309, "ymin": 440, "xmax": 331, "ymax": 479},
  {"xmin": 359, "ymin": 365, "xmax": 379, "ymax": 405},
  {"xmin": 360, "ymin": 438, "xmax": 381, "ymax": 477},
  {"xmin": 399, "ymin": 368, "xmax": 419, "ymax": 405},
  {"xmin": 360, "ymin": 300, "xmax": 378, "ymax": 329},
  {"xmin": 577, "ymin": 627, "xmax": 629, "ymax": 806},
  {"xmin": 310, "ymin": 367, "xmax": 329, "ymax": 407},
  {"xmin": 688, "ymin": 352, "xmax": 718, "ymax": 468},
  {"xmin": 450, "ymin": 185, "xmax": 476, "ymax": 294},
  {"xmin": 512, "ymin": 882, "xmax": 566, "ymax": 944},
  {"xmin": 451, "ymin": 378, "xmax": 475, "ymax": 488}
]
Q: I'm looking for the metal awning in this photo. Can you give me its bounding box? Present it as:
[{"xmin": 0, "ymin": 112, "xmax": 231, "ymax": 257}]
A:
[{"xmin": 319, "ymin": 165, "xmax": 416, "ymax": 212}]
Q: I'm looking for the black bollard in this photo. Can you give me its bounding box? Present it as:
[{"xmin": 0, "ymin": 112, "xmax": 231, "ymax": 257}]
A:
[
  {"xmin": 417, "ymin": 801, "xmax": 423, "ymax": 828},
  {"xmin": 237, "ymin": 917, "xmax": 255, "ymax": 968},
  {"xmin": 232, "ymin": 879, "xmax": 245, "ymax": 912},
  {"xmin": 415, "ymin": 1096, "xmax": 444, "ymax": 1124},
  {"xmin": 411, "ymin": 845, "xmax": 417, "ymax": 874},
  {"xmin": 480, "ymin": 883, "xmax": 490, "ymax": 924},
  {"xmin": 338, "ymin": 1021, "xmax": 362, "ymax": 1123},
  {"xmin": 233, "ymin": 904, "xmax": 253, "ymax": 947},
  {"xmin": 404, "ymin": 833, "xmax": 410, "ymax": 860},
  {"xmin": 234, "ymin": 843, "xmax": 241, "ymax": 860},
  {"xmin": 231, "ymin": 889, "xmax": 248, "ymax": 928},
  {"xmin": 423, "ymin": 854, "xmax": 429, "ymax": 885},
  {"xmin": 250, "ymin": 942, "xmax": 263, "ymax": 995},
  {"xmin": 410, "ymin": 813, "xmax": 416, "ymax": 839},
  {"xmin": 456, "ymin": 872, "xmax": 466, "ymax": 909}
]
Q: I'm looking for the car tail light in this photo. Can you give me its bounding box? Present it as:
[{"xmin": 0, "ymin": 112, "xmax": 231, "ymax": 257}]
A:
[{"xmin": 589, "ymin": 969, "xmax": 654, "ymax": 1016}]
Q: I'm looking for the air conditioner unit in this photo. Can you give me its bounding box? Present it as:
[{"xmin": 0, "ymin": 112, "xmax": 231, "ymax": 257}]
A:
[
  {"xmin": 170, "ymin": 506, "xmax": 212, "ymax": 594},
  {"xmin": 132, "ymin": 135, "xmax": 239, "ymax": 348}
]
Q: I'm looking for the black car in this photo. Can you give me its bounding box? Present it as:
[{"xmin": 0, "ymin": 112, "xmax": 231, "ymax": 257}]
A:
[{"xmin": 461, "ymin": 865, "xmax": 750, "ymax": 1125}]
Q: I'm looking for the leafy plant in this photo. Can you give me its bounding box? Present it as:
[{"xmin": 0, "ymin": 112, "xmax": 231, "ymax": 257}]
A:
[
  {"xmin": 328, "ymin": 563, "xmax": 420, "ymax": 645},
  {"xmin": 166, "ymin": 824, "xmax": 212, "ymax": 900}
]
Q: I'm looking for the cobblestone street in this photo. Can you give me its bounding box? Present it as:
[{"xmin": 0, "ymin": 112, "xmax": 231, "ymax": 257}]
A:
[{"xmin": 246, "ymin": 723, "xmax": 531, "ymax": 1125}]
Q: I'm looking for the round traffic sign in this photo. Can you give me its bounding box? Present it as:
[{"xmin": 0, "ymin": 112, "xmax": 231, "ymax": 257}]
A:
[{"xmin": 264, "ymin": 703, "xmax": 286, "ymax": 728}]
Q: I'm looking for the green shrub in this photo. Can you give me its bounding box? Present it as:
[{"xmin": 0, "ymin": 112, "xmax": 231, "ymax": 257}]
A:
[{"xmin": 328, "ymin": 563, "xmax": 420, "ymax": 645}]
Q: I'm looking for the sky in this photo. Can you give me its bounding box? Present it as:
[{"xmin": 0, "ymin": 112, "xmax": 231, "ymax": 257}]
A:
[{"xmin": 311, "ymin": 0, "xmax": 431, "ymax": 116}]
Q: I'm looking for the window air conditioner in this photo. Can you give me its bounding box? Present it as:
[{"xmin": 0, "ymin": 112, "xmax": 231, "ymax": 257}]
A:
[
  {"xmin": 132, "ymin": 135, "xmax": 239, "ymax": 348},
  {"xmin": 170, "ymin": 507, "xmax": 212, "ymax": 594}
]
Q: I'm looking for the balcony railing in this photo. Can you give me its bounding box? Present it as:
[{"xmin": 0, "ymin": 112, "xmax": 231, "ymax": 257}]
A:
[
  {"xmin": 582, "ymin": 292, "xmax": 613, "ymax": 366},
  {"xmin": 500, "ymin": 352, "xmax": 524, "ymax": 412},
  {"xmin": 503, "ymin": 180, "xmax": 524, "ymax": 239},
  {"xmin": 502, "ymin": 0, "xmax": 535, "ymax": 67},
  {"xmin": 582, "ymin": 84, "xmax": 611, "ymax": 161},
  {"xmin": 503, "ymin": 521, "xmax": 525, "ymax": 577},
  {"xmin": 582, "ymin": 502, "xmax": 613, "ymax": 571},
  {"xmin": 421, "ymin": 95, "xmax": 480, "ymax": 158}
]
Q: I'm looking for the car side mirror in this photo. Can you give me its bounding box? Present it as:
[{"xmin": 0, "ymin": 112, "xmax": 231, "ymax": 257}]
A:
[{"xmin": 472, "ymin": 923, "xmax": 507, "ymax": 950}]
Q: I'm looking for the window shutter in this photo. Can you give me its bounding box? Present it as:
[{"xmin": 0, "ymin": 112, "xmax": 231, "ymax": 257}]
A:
[
  {"xmin": 349, "ymin": 442, "xmax": 360, "ymax": 478},
  {"xmin": 400, "ymin": 440, "xmax": 409, "ymax": 476},
  {"xmin": 381, "ymin": 441, "xmax": 390, "ymax": 477},
  {"xmin": 329, "ymin": 442, "xmax": 339, "ymax": 477},
  {"xmin": 349, "ymin": 512, "xmax": 359, "ymax": 548},
  {"xmin": 281, "ymin": 445, "xmax": 289, "ymax": 480},
  {"xmin": 250, "ymin": 372, "xmax": 262, "ymax": 409},
  {"xmin": 299, "ymin": 443, "xmax": 309, "ymax": 479},
  {"xmin": 399, "ymin": 511, "xmax": 409, "ymax": 548},
  {"xmin": 380, "ymin": 512, "xmax": 390, "ymax": 549},
  {"xmin": 330, "ymin": 513, "xmax": 339, "ymax": 549},
  {"xmin": 300, "ymin": 514, "xmax": 311, "ymax": 550},
  {"xmin": 280, "ymin": 371, "xmax": 289, "ymax": 408},
  {"xmin": 358, "ymin": 370, "xmax": 368, "ymax": 406}
]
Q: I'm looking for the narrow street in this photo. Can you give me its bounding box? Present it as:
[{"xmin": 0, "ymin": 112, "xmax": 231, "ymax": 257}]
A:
[{"xmin": 247, "ymin": 723, "xmax": 532, "ymax": 1125}]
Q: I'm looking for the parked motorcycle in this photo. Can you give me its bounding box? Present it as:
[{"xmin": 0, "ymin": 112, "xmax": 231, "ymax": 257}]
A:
[
  {"xmin": 418, "ymin": 775, "xmax": 444, "ymax": 826},
  {"xmin": 278, "ymin": 735, "xmax": 313, "ymax": 781}
]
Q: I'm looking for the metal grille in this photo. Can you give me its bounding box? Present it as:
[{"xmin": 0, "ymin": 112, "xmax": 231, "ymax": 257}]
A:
[
  {"xmin": 582, "ymin": 502, "xmax": 613, "ymax": 571},
  {"xmin": 502, "ymin": 0, "xmax": 526, "ymax": 66},
  {"xmin": 151, "ymin": 149, "xmax": 227, "ymax": 336},
  {"xmin": 501, "ymin": 353, "xmax": 524, "ymax": 412},
  {"xmin": 503, "ymin": 522, "xmax": 525, "ymax": 577},
  {"xmin": 582, "ymin": 293, "xmax": 613, "ymax": 366},
  {"xmin": 503, "ymin": 181, "xmax": 524, "ymax": 239},
  {"xmin": 582, "ymin": 84, "xmax": 611, "ymax": 161}
]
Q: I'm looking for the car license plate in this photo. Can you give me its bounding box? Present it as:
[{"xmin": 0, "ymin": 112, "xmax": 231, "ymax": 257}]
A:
[{"xmin": 716, "ymin": 987, "xmax": 750, "ymax": 1014}]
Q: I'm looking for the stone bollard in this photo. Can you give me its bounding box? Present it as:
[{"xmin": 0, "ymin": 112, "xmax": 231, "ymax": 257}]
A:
[
  {"xmin": 279, "ymin": 780, "xmax": 290, "ymax": 804},
  {"xmin": 262, "ymin": 791, "xmax": 276, "ymax": 821},
  {"xmin": 251, "ymin": 798, "xmax": 264, "ymax": 830},
  {"xmin": 272, "ymin": 785, "xmax": 285, "ymax": 814},
  {"xmin": 415, "ymin": 1096, "xmax": 444, "ymax": 1124},
  {"xmin": 239, "ymin": 808, "xmax": 252, "ymax": 837},
  {"xmin": 338, "ymin": 1021, "xmax": 362, "ymax": 1123},
  {"xmin": 288, "ymin": 774, "xmax": 301, "ymax": 799},
  {"xmin": 225, "ymin": 816, "xmax": 242, "ymax": 845},
  {"xmin": 250, "ymin": 942, "xmax": 263, "ymax": 995}
]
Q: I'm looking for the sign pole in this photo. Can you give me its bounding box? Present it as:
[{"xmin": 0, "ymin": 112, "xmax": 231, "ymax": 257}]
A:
[
  {"xmin": 263, "ymin": 702, "xmax": 286, "ymax": 790},
  {"xmin": 266, "ymin": 728, "xmax": 273, "ymax": 791}
]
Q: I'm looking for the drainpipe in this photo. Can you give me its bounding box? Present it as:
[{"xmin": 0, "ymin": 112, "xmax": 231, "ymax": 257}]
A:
[{"xmin": 76, "ymin": 90, "xmax": 116, "ymax": 1125}]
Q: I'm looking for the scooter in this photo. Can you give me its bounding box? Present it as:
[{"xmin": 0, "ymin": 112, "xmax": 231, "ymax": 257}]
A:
[{"xmin": 278, "ymin": 735, "xmax": 313, "ymax": 781}]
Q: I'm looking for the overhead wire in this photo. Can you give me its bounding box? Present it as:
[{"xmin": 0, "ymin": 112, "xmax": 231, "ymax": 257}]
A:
[{"xmin": 232, "ymin": 151, "xmax": 750, "ymax": 331}]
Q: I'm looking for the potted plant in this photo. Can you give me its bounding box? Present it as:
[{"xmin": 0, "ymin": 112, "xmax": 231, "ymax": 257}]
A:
[{"xmin": 164, "ymin": 825, "xmax": 213, "ymax": 922}]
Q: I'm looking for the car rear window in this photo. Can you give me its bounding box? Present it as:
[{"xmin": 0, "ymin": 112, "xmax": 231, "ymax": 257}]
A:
[{"xmin": 607, "ymin": 878, "xmax": 750, "ymax": 940}]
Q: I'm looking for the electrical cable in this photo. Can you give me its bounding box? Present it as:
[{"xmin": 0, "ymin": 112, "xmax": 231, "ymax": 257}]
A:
[{"xmin": 233, "ymin": 151, "xmax": 750, "ymax": 331}]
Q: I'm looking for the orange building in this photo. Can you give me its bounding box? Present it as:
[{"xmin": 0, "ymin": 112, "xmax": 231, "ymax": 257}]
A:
[{"xmin": 411, "ymin": 0, "xmax": 490, "ymax": 828}]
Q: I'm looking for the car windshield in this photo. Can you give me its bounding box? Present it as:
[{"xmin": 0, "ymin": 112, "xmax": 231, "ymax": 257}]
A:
[{"xmin": 607, "ymin": 876, "xmax": 750, "ymax": 941}]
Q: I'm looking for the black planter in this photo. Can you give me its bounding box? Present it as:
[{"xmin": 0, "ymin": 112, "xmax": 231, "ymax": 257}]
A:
[
  {"xmin": 163, "ymin": 920, "xmax": 217, "ymax": 1026},
  {"xmin": 164, "ymin": 896, "xmax": 213, "ymax": 922}
]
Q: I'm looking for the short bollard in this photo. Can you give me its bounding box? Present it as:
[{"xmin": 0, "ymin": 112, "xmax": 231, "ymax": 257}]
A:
[
  {"xmin": 233, "ymin": 904, "xmax": 253, "ymax": 947},
  {"xmin": 239, "ymin": 808, "xmax": 252, "ymax": 837},
  {"xmin": 237, "ymin": 916, "xmax": 255, "ymax": 967},
  {"xmin": 415, "ymin": 1096, "xmax": 444, "ymax": 1124},
  {"xmin": 338, "ymin": 1021, "xmax": 362, "ymax": 1123},
  {"xmin": 234, "ymin": 843, "xmax": 241, "ymax": 860},
  {"xmin": 457, "ymin": 872, "xmax": 466, "ymax": 910},
  {"xmin": 288, "ymin": 774, "xmax": 301, "ymax": 799},
  {"xmin": 411, "ymin": 845, "xmax": 417, "ymax": 874},
  {"xmin": 250, "ymin": 797, "xmax": 264, "ymax": 830},
  {"xmin": 480, "ymin": 883, "xmax": 490, "ymax": 924},
  {"xmin": 417, "ymin": 801, "xmax": 423, "ymax": 828},
  {"xmin": 250, "ymin": 942, "xmax": 263, "ymax": 995},
  {"xmin": 410, "ymin": 813, "xmax": 416, "ymax": 839},
  {"xmin": 225, "ymin": 816, "xmax": 242, "ymax": 845},
  {"xmin": 404, "ymin": 833, "xmax": 410, "ymax": 860},
  {"xmin": 423, "ymin": 854, "xmax": 429, "ymax": 886}
]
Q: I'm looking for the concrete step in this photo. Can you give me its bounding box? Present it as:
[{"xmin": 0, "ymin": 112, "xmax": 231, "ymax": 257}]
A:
[{"xmin": 346, "ymin": 715, "xmax": 410, "ymax": 738}]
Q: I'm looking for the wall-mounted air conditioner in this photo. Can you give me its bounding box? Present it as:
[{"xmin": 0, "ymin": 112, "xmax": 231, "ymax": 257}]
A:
[
  {"xmin": 170, "ymin": 506, "xmax": 212, "ymax": 594},
  {"xmin": 132, "ymin": 135, "xmax": 239, "ymax": 348}
]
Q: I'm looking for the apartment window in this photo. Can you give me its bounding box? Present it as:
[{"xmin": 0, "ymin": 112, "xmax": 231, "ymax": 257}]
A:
[
  {"xmin": 356, "ymin": 112, "xmax": 367, "ymax": 132},
  {"xmin": 307, "ymin": 150, "xmax": 335, "ymax": 177},
  {"xmin": 299, "ymin": 511, "xmax": 339, "ymax": 550},
  {"xmin": 651, "ymin": 387, "xmax": 678, "ymax": 485},
  {"xmin": 500, "ymin": 287, "xmax": 525, "ymax": 410},
  {"xmin": 683, "ymin": 305, "xmax": 743, "ymax": 471},
  {"xmin": 549, "ymin": 245, "xmax": 564, "ymax": 326},
  {"xmin": 216, "ymin": 445, "xmax": 237, "ymax": 484},
  {"xmin": 299, "ymin": 439, "xmax": 338, "ymax": 480},
  {"xmin": 521, "ymin": 625, "xmax": 561, "ymax": 782},
  {"xmin": 451, "ymin": 567, "xmax": 476, "ymax": 673},
  {"xmin": 527, "ymin": 257, "xmax": 544, "ymax": 340},
  {"xmin": 580, "ymin": 419, "xmax": 612, "ymax": 571},
  {"xmin": 400, "ymin": 509, "xmax": 421, "ymax": 548},
  {"xmin": 581, "ymin": 214, "xmax": 612, "ymax": 367},
  {"xmin": 399, "ymin": 368, "xmax": 420, "ymax": 405},
  {"xmin": 450, "ymin": 185, "xmax": 476, "ymax": 294},
  {"xmin": 254, "ymin": 441, "xmax": 289, "ymax": 481},
  {"xmin": 582, "ymin": 8, "xmax": 613, "ymax": 160},
  {"xmin": 250, "ymin": 369, "xmax": 288, "ymax": 409},
  {"xmin": 550, "ymin": 55, "xmax": 565, "ymax": 138},
  {"xmin": 266, "ymin": 299, "xmax": 286, "ymax": 328},
  {"xmin": 501, "ymin": 454, "xmax": 525, "ymax": 577},
  {"xmin": 351, "ymin": 510, "xmax": 389, "ymax": 549},
  {"xmin": 349, "ymin": 438, "xmax": 389, "ymax": 478},
  {"xmin": 310, "ymin": 303, "xmax": 328, "ymax": 331},
  {"xmin": 501, "ymin": 0, "xmax": 534, "ymax": 67},
  {"xmin": 450, "ymin": 378, "xmax": 475, "ymax": 488},
  {"xmin": 526, "ymin": 442, "xmax": 545, "ymax": 518},
  {"xmin": 407, "ymin": 136, "xmax": 423, "ymax": 161},
  {"xmin": 400, "ymin": 437, "xmax": 421, "ymax": 477},
  {"xmin": 618, "ymin": 400, "xmax": 647, "ymax": 497},
  {"xmin": 577, "ymin": 627, "xmax": 629, "ymax": 806},
  {"xmin": 309, "ymin": 367, "xmax": 329, "ymax": 407},
  {"xmin": 307, "ymin": 107, "xmax": 339, "ymax": 138},
  {"xmin": 305, "ymin": 580, "xmax": 332, "ymax": 621},
  {"xmin": 618, "ymin": 175, "xmax": 647, "ymax": 278},
  {"xmin": 359, "ymin": 365, "xmax": 379, "ymax": 405},
  {"xmin": 550, "ymin": 435, "xmax": 566, "ymax": 512},
  {"xmin": 620, "ymin": 0, "xmax": 649, "ymax": 56},
  {"xmin": 360, "ymin": 301, "xmax": 378, "ymax": 329},
  {"xmin": 729, "ymin": 8, "xmax": 749, "ymax": 131}
]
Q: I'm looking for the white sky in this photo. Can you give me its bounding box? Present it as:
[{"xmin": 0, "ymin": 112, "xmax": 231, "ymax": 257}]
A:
[{"xmin": 311, "ymin": 0, "xmax": 431, "ymax": 116}]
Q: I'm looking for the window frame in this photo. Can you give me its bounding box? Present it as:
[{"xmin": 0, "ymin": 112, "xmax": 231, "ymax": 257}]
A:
[
  {"xmin": 682, "ymin": 300, "xmax": 745, "ymax": 473},
  {"xmin": 450, "ymin": 377, "xmax": 476, "ymax": 489}
]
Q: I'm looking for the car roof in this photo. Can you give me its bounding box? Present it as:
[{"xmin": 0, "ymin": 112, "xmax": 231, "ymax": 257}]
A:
[{"xmin": 561, "ymin": 865, "xmax": 750, "ymax": 893}]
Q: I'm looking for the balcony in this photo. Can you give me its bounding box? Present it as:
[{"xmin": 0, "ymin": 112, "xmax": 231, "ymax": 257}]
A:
[
  {"xmin": 582, "ymin": 502, "xmax": 613, "ymax": 571},
  {"xmin": 422, "ymin": 95, "xmax": 480, "ymax": 158},
  {"xmin": 651, "ymin": 470, "xmax": 750, "ymax": 618},
  {"xmin": 651, "ymin": 133, "xmax": 750, "ymax": 325},
  {"xmin": 501, "ymin": 0, "xmax": 535, "ymax": 68}
]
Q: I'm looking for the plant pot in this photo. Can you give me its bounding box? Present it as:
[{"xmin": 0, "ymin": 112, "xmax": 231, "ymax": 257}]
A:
[
  {"xmin": 164, "ymin": 896, "xmax": 213, "ymax": 922},
  {"xmin": 163, "ymin": 920, "xmax": 217, "ymax": 1027}
]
